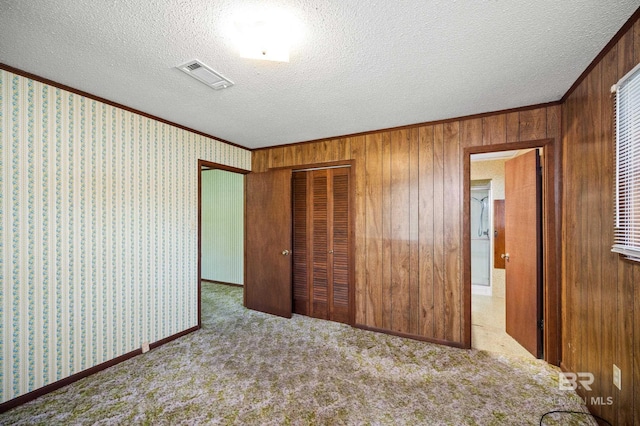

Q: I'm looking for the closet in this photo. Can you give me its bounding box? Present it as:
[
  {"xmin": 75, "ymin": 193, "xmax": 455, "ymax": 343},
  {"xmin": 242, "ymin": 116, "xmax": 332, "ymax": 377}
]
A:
[{"xmin": 292, "ymin": 167, "xmax": 351, "ymax": 324}]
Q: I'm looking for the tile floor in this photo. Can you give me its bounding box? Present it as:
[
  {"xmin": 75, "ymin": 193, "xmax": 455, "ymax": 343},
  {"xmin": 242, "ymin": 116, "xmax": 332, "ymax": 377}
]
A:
[{"xmin": 471, "ymin": 293, "xmax": 535, "ymax": 359}]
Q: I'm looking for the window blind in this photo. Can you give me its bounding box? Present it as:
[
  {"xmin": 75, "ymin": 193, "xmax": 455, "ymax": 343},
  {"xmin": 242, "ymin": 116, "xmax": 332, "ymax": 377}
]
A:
[{"xmin": 613, "ymin": 62, "xmax": 640, "ymax": 262}]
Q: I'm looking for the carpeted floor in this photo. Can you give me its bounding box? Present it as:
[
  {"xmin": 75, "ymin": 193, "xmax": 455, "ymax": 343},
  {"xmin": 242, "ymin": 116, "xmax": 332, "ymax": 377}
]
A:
[{"xmin": 1, "ymin": 283, "xmax": 594, "ymax": 425}]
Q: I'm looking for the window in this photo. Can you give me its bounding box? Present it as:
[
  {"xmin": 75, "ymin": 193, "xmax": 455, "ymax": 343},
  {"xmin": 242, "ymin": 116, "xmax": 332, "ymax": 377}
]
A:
[{"xmin": 612, "ymin": 63, "xmax": 640, "ymax": 262}]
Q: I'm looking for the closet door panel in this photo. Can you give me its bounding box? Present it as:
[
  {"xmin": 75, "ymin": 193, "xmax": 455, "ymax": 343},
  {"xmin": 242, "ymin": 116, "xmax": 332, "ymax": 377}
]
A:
[
  {"xmin": 292, "ymin": 172, "xmax": 309, "ymax": 315},
  {"xmin": 332, "ymin": 168, "xmax": 350, "ymax": 323},
  {"xmin": 311, "ymin": 170, "xmax": 329, "ymax": 319}
]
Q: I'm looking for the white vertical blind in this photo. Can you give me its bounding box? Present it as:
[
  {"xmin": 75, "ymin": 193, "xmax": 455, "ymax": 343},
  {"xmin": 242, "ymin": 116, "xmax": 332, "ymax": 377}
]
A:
[{"xmin": 613, "ymin": 62, "xmax": 640, "ymax": 262}]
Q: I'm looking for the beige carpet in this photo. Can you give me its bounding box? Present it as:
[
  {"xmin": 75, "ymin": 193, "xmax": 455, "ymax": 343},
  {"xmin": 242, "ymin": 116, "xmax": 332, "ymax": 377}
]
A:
[{"xmin": 1, "ymin": 283, "xmax": 594, "ymax": 425}]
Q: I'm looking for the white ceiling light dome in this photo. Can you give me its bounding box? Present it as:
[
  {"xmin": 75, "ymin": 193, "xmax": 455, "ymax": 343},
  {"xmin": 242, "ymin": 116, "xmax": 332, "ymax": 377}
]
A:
[{"xmin": 231, "ymin": 9, "xmax": 304, "ymax": 63}]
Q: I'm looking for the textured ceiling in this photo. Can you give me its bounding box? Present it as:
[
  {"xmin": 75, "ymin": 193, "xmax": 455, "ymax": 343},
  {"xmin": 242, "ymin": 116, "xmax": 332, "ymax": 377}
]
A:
[{"xmin": 1, "ymin": 1, "xmax": 638, "ymax": 149}]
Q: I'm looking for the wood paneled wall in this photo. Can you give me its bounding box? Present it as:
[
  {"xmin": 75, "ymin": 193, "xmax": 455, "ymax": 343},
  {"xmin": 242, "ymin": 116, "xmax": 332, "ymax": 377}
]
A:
[
  {"xmin": 252, "ymin": 105, "xmax": 561, "ymax": 347},
  {"xmin": 562, "ymin": 16, "xmax": 640, "ymax": 426}
]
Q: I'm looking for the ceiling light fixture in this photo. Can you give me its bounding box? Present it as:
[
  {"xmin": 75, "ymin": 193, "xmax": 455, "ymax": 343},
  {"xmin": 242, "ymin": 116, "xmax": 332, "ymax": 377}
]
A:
[{"xmin": 233, "ymin": 11, "xmax": 302, "ymax": 63}]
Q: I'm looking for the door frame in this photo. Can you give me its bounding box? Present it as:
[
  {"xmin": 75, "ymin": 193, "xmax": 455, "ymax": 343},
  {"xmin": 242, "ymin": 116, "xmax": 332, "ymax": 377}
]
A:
[
  {"xmin": 462, "ymin": 138, "xmax": 561, "ymax": 365},
  {"xmin": 270, "ymin": 159, "xmax": 356, "ymax": 326},
  {"xmin": 197, "ymin": 160, "xmax": 250, "ymax": 328}
]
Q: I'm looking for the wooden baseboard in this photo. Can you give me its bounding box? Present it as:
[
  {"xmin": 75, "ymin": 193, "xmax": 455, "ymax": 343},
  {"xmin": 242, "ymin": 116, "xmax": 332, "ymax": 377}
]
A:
[
  {"xmin": 0, "ymin": 325, "xmax": 199, "ymax": 413},
  {"xmin": 202, "ymin": 279, "xmax": 243, "ymax": 287},
  {"xmin": 353, "ymin": 323, "xmax": 468, "ymax": 349}
]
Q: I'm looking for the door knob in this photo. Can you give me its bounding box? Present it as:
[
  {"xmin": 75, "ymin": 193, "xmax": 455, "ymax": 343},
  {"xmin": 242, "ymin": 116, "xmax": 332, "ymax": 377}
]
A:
[
  {"xmin": 282, "ymin": 249, "xmax": 290, "ymax": 256},
  {"xmin": 501, "ymin": 253, "xmax": 510, "ymax": 261},
  {"xmin": 328, "ymin": 249, "xmax": 334, "ymax": 254}
]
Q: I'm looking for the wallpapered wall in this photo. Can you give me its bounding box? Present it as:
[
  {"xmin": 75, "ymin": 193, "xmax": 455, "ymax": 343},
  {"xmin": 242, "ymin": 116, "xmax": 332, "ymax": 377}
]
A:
[
  {"xmin": 201, "ymin": 170, "xmax": 244, "ymax": 285},
  {"xmin": 0, "ymin": 70, "xmax": 251, "ymax": 403}
]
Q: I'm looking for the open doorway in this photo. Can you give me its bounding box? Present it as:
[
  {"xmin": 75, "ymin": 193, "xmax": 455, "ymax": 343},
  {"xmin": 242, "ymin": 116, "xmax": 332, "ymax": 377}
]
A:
[
  {"xmin": 197, "ymin": 160, "xmax": 249, "ymax": 327},
  {"xmin": 469, "ymin": 150, "xmax": 540, "ymax": 359},
  {"xmin": 463, "ymin": 139, "xmax": 560, "ymax": 366}
]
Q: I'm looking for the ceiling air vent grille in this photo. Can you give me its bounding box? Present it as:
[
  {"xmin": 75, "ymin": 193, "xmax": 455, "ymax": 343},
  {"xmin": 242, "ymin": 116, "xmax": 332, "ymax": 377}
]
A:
[{"xmin": 176, "ymin": 60, "xmax": 234, "ymax": 90}]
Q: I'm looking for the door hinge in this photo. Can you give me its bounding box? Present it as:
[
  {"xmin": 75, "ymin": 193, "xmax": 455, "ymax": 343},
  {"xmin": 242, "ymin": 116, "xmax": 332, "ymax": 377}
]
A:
[
  {"xmin": 538, "ymin": 166, "xmax": 543, "ymax": 176},
  {"xmin": 538, "ymin": 319, "xmax": 544, "ymax": 330}
]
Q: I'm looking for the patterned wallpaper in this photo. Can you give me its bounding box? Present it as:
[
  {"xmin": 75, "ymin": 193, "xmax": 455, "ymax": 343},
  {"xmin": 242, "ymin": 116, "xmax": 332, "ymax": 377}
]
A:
[{"xmin": 0, "ymin": 70, "xmax": 251, "ymax": 403}]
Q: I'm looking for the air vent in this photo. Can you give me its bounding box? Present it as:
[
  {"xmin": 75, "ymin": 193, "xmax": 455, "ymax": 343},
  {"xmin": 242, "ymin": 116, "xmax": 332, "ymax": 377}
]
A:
[{"xmin": 176, "ymin": 60, "xmax": 234, "ymax": 90}]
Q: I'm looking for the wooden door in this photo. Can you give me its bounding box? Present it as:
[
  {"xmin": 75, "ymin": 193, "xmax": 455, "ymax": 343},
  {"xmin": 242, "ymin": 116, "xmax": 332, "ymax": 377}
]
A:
[
  {"xmin": 292, "ymin": 168, "xmax": 351, "ymax": 324},
  {"xmin": 504, "ymin": 149, "xmax": 543, "ymax": 357},
  {"xmin": 245, "ymin": 169, "xmax": 293, "ymax": 318}
]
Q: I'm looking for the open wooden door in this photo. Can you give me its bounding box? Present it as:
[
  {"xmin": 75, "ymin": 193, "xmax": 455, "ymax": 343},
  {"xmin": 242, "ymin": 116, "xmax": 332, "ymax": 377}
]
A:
[
  {"xmin": 504, "ymin": 149, "xmax": 543, "ymax": 358},
  {"xmin": 245, "ymin": 169, "xmax": 292, "ymax": 318}
]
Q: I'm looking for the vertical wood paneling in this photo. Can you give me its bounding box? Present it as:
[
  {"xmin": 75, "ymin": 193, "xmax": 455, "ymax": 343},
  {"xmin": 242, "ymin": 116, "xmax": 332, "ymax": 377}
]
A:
[
  {"xmin": 506, "ymin": 112, "xmax": 520, "ymax": 143},
  {"xmin": 252, "ymin": 103, "xmax": 564, "ymax": 349},
  {"xmin": 381, "ymin": 132, "xmax": 392, "ymax": 330},
  {"xmin": 443, "ymin": 122, "xmax": 461, "ymax": 342},
  {"xmin": 333, "ymin": 138, "xmax": 351, "ymax": 161},
  {"xmin": 560, "ymin": 15, "xmax": 640, "ymax": 425},
  {"xmin": 543, "ymin": 104, "xmax": 562, "ymax": 365},
  {"xmin": 314, "ymin": 140, "xmax": 332, "ymax": 163},
  {"xmin": 482, "ymin": 114, "xmax": 506, "ymax": 146},
  {"xmin": 408, "ymin": 129, "xmax": 420, "ymax": 335},
  {"xmin": 600, "ymin": 46, "xmax": 618, "ymax": 424},
  {"xmin": 418, "ymin": 126, "xmax": 434, "ymax": 337},
  {"xmin": 252, "ymin": 150, "xmax": 268, "ymax": 173},
  {"xmin": 432, "ymin": 124, "xmax": 446, "ymax": 340},
  {"xmin": 576, "ymin": 78, "xmax": 588, "ymax": 385},
  {"xmin": 519, "ymin": 108, "xmax": 547, "ymax": 141},
  {"xmin": 390, "ymin": 130, "xmax": 410, "ymax": 332},
  {"xmin": 351, "ymin": 137, "xmax": 366, "ymax": 324},
  {"xmin": 365, "ymin": 133, "xmax": 383, "ymax": 327},
  {"xmin": 584, "ymin": 62, "xmax": 603, "ymax": 417},
  {"xmin": 461, "ymin": 118, "xmax": 482, "ymax": 148},
  {"xmin": 269, "ymin": 147, "xmax": 284, "ymax": 168},
  {"xmin": 294, "ymin": 144, "xmax": 307, "ymax": 166},
  {"xmin": 300, "ymin": 143, "xmax": 315, "ymax": 165},
  {"xmin": 546, "ymin": 105, "xmax": 561, "ymax": 144},
  {"xmin": 282, "ymin": 145, "xmax": 296, "ymax": 167}
]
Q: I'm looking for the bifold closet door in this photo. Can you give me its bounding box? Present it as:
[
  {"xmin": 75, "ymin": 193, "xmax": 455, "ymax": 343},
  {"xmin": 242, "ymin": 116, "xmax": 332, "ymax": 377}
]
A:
[
  {"xmin": 292, "ymin": 172, "xmax": 309, "ymax": 315},
  {"xmin": 292, "ymin": 168, "xmax": 351, "ymax": 324},
  {"xmin": 330, "ymin": 168, "xmax": 350, "ymax": 323}
]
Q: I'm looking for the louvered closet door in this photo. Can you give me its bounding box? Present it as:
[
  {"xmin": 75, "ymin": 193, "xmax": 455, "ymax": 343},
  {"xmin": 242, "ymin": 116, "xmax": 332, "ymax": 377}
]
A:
[
  {"xmin": 330, "ymin": 168, "xmax": 350, "ymax": 323},
  {"xmin": 311, "ymin": 170, "xmax": 330, "ymax": 319},
  {"xmin": 292, "ymin": 172, "xmax": 309, "ymax": 315},
  {"xmin": 292, "ymin": 168, "xmax": 351, "ymax": 324}
]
